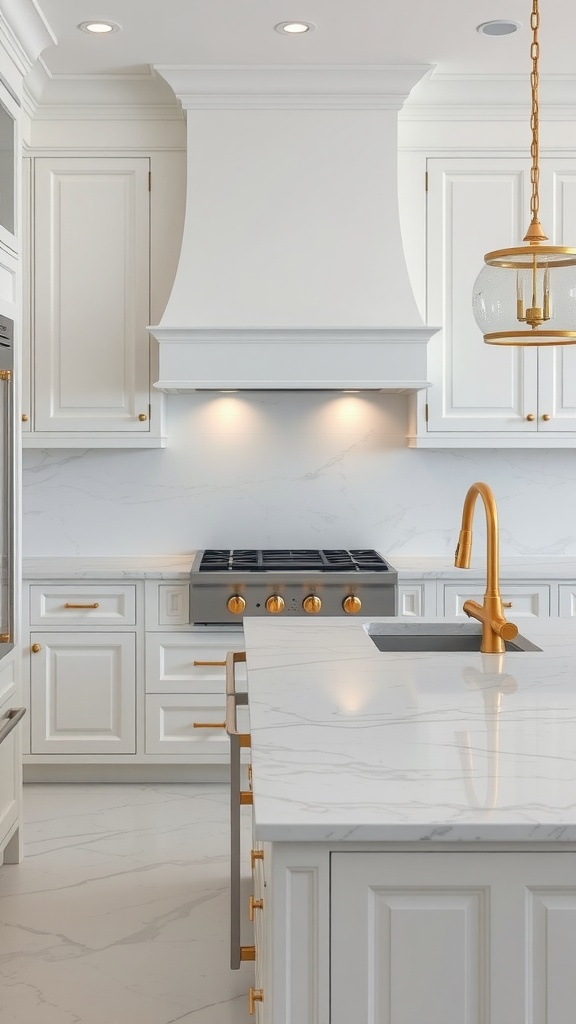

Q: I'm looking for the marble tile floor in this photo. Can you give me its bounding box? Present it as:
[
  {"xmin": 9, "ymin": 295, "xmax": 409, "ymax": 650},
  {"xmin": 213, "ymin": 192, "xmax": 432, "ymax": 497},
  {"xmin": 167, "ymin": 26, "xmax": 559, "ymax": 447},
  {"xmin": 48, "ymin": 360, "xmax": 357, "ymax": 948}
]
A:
[{"xmin": 0, "ymin": 784, "xmax": 254, "ymax": 1024}]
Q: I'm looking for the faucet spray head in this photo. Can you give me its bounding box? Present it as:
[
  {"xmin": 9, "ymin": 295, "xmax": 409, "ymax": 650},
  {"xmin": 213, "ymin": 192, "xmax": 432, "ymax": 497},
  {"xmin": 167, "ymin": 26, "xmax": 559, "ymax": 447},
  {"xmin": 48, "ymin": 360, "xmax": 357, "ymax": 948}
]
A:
[{"xmin": 455, "ymin": 530, "xmax": 472, "ymax": 568}]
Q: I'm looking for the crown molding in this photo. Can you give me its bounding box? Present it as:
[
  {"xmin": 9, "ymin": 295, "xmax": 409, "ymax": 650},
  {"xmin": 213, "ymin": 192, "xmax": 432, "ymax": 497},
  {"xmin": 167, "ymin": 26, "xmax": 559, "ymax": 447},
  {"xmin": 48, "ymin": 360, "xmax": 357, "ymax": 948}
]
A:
[
  {"xmin": 23, "ymin": 62, "xmax": 183, "ymax": 119},
  {"xmin": 404, "ymin": 71, "xmax": 576, "ymax": 119},
  {"xmin": 0, "ymin": 0, "xmax": 55, "ymax": 69},
  {"xmin": 154, "ymin": 64, "xmax": 433, "ymax": 111}
]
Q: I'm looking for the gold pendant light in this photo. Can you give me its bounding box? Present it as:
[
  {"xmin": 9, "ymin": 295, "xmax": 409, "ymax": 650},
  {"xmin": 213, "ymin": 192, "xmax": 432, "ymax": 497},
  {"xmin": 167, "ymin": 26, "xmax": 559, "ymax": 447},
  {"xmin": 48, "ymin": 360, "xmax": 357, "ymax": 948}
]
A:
[{"xmin": 472, "ymin": 0, "xmax": 576, "ymax": 346}]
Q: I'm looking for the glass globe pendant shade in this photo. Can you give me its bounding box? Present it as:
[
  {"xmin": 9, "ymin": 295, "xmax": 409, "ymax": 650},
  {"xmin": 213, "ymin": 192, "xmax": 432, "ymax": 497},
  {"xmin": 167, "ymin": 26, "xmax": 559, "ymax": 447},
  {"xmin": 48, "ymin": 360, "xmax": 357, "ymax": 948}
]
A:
[{"xmin": 473, "ymin": 245, "xmax": 576, "ymax": 346}]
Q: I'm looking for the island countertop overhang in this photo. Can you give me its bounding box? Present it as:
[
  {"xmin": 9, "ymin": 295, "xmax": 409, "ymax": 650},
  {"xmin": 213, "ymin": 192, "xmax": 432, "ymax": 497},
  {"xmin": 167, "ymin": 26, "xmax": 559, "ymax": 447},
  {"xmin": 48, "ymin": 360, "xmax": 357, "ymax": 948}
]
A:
[{"xmin": 242, "ymin": 616, "xmax": 576, "ymax": 843}]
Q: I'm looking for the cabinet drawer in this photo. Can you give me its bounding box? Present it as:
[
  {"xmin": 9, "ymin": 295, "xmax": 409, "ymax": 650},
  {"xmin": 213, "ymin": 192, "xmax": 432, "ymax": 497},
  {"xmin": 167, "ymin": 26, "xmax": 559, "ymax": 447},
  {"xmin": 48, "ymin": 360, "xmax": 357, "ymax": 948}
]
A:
[
  {"xmin": 441, "ymin": 583, "xmax": 550, "ymax": 618},
  {"xmin": 145, "ymin": 582, "xmax": 190, "ymax": 629},
  {"xmin": 145, "ymin": 695, "xmax": 229, "ymax": 755},
  {"xmin": 559, "ymin": 585, "xmax": 576, "ymax": 617},
  {"xmin": 398, "ymin": 582, "xmax": 437, "ymax": 617},
  {"xmin": 145, "ymin": 633, "xmax": 246, "ymax": 694},
  {"xmin": 30, "ymin": 584, "xmax": 136, "ymax": 626}
]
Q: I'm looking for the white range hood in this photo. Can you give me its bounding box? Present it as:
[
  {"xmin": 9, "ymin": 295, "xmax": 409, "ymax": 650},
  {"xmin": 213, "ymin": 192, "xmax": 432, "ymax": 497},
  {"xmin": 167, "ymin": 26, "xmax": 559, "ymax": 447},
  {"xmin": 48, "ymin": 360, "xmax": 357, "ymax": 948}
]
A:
[{"xmin": 149, "ymin": 65, "xmax": 438, "ymax": 392}]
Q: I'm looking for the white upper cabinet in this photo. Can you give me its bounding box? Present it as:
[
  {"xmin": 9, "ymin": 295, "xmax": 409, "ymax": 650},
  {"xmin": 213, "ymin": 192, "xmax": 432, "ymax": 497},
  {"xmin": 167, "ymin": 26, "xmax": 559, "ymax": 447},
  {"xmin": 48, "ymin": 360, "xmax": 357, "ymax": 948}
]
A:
[
  {"xmin": 25, "ymin": 157, "xmax": 165, "ymax": 447},
  {"xmin": 413, "ymin": 156, "xmax": 576, "ymax": 447}
]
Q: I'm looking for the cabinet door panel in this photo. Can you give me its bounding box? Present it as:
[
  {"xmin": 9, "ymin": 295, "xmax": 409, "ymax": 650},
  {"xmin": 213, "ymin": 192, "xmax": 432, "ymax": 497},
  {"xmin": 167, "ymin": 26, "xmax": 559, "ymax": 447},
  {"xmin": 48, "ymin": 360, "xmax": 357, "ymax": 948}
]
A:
[
  {"xmin": 427, "ymin": 159, "xmax": 538, "ymax": 433},
  {"xmin": 441, "ymin": 582, "xmax": 550, "ymax": 618},
  {"xmin": 538, "ymin": 164, "xmax": 576, "ymax": 431},
  {"xmin": 0, "ymin": 696, "xmax": 19, "ymax": 845},
  {"xmin": 33, "ymin": 158, "xmax": 150, "ymax": 432},
  {"xmin": 331, "ymin": 851, "xmax": 576, "ymax": 1024},
  {"xmin": 30, "ymin": 632, "xmax": 136, "ymax": 753}
]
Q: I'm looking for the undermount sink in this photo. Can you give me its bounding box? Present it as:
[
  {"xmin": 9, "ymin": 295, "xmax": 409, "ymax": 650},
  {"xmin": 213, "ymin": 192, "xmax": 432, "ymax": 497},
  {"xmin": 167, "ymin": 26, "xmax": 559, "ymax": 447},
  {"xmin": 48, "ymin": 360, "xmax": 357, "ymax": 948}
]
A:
[{"xmin": 365, "ymin": 622, "xmax": 542, "ymax": 653}]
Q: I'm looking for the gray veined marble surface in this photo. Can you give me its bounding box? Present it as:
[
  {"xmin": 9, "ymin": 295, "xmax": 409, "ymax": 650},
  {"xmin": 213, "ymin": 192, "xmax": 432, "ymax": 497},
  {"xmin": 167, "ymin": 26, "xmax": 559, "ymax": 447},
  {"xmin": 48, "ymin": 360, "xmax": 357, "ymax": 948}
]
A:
[
  {"xmin": 243, "ymin": 616, "xmax": 576, "ymax": 843},
  {"xmin": 0, "ymin": 785, "xmax": 253, "ymax": 1024}
]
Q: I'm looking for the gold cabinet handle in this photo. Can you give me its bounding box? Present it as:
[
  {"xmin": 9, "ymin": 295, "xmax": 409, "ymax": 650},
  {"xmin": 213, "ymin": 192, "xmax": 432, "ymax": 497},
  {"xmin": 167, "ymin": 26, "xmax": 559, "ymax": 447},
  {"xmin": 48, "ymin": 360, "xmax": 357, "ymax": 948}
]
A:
[
  {"xmin": 193, "ymin": 659, "xmax": 226, "ymax": 667},
  {"xmin": 249, "ymin": 896, "xmax": 263, "ymax": 922},
  {"xmin": 240, "ymin": 790, "xmax": 253, "ymax": 805},
  {"xmin": 503, "ymin": 601, "xmax": 513, "ymax": 608},
  {"xmin": 526, "ymin": 413, "xmax": 535, "ymax": 421},
  {"xmin": 138, "ymin": 413, "xmax": 147, "ymax": 421},
  {"xmin": 193, "ymin": 721, "xmax": 226, "ymax": 729},
  {"xmin": 251, "ymin": 849, "xmax": 264, "ymax": 870},
  {"xmin": 240, "ymin": 946, "xmax": 256, "ymax": 961},
  {"xmin": 249, "ymin": 988, "xmax": 263, "ymax": 1015},
  {"xmin": 64, "ymin": 602, "xmax": 100, "ymax": 609},
  {"xmin": 31, "ymin": 643, "xmax": 41, "ymax": 653},
  {"xmin": 542, "ymin": 413, "xmax": 551, "ymax": 421},
  {"xmin": 21, "ymin": 413, "xmax": 29, "ymax": 422}
]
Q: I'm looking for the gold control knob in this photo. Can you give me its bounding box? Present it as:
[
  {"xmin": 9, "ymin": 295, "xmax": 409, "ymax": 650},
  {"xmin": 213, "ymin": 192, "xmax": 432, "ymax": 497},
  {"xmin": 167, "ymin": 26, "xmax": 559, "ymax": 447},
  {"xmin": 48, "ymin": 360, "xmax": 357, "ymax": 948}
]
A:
[
  {"xmin": 138, "ymin": 413, "xmax": 147, "ymax": 421},
  {"xmin": 526, "ymin": 413, "xmax": 535, "ymax": 421},
  {"xmin": 265, "ymin": 594, "xmax": 285, "ymax": 614},
  {"xmin": 227, "ymin": 595, "xmax": 246, "ymax": 615},
  {"xmin": 249, "ymin": 896, "xmax": 263, "ymax": 921},
  {"xmin": 249, "ymin": 988, "xmax": 264, "ymax": 1014},
  {"xmin": 31, "ymin": 643, "xmax": 41, "ymax": 653},
  {"xmin": 303, "ymin": 594, "xmax": 322, "ymax": 614},
  {"xmin": 22, "ymin": 413, "xmax": 29, "ymax": 422},
  {"xmin": 251, "ymin": 848, "xmax": 264, "ymax": 870},
  {"xmin": 343, "ymin": 595, "xmax": 362, "ymax": 615},
  {"xmin": 542, "ymin": 413, "xmax": 551, "ymax": 421}
]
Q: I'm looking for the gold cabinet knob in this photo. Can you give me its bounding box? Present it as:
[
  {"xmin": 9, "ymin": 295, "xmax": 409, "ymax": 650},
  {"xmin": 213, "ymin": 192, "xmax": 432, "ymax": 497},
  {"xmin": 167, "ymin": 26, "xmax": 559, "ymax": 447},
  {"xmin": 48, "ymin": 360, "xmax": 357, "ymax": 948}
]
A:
[
  {"xmin": 31, "ymin": 643, "xmax": 41, "ymax": 653},
  {"xmin": 249, "ymin": 896, "xmax": 263, "ymax": 921},
  {"xmin": 526, "ymin": 413, "xmax": 535, "ymax": 421},
  {"xmin": 21, "ymin": 413, "xmax": 29, "ymax": 422},
  {"xmin": 265, "ymin": 594, "xmax": 285, "ymax": 614},
  {"xmin": 542, "ymin": 413, "xmax": 551, "ymax": 421},
  {"xmin": 227, "ymin": 595, "xmax": 246, "ymax": 615},
  {"xmin": 251, "ymin": 848, "xmax": 264, "ymax": 870},
  {"xmin": 138, "ymin": 413, "xmax": 147, "ymax": 421},
  {"xmin": 303, "ymin": 594, "xmax": 322, "ymax": 614},
  {"xmin": 343, "ymin": 595, "xmax": 362, "ymax": 615},
  {"xmin": 249, "ymin": 988, "xmax": 264, "ymax": 1015}
]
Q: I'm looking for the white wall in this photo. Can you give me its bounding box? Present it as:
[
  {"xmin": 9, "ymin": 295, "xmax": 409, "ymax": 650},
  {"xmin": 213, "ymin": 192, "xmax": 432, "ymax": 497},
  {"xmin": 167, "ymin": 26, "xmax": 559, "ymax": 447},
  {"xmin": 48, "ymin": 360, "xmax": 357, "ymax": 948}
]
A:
[{"xmin": 21, "ymin": 392, "xmax": 576, "ymax": 558}]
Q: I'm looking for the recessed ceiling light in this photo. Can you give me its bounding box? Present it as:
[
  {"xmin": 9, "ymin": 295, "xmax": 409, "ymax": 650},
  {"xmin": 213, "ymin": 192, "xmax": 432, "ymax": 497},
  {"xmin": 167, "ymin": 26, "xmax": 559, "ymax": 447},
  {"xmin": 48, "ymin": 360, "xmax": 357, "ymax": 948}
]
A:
[
  {"xmin": 477, "ymin": 20, "xmax": 521, "ymax": 36},
  {"xmin": 275, "ymin": 21, "xmax": 315, "ymax": 35},
  {"xmin": 78, "ymin": 21, "xmax": 121, "ymax": 35}
]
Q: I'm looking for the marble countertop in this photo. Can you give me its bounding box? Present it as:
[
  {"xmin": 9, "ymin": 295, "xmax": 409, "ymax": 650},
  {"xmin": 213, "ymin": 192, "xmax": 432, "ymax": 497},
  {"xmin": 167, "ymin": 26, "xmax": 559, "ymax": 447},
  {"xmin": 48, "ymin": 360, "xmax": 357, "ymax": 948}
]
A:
[
  {"xmin": 22, "ymin": 555, "xmax": 196, "ymax": 579},
  {"xmin": 243, "ymin": 616, "xmax": 576, "ymax": 843},
  {"xmin": 21, "ymin": 554, "xmax": 576, "ymax": 580},
  {"xmin": 390, "ymin": 556, "xmax": 576, "ymax": 579}
]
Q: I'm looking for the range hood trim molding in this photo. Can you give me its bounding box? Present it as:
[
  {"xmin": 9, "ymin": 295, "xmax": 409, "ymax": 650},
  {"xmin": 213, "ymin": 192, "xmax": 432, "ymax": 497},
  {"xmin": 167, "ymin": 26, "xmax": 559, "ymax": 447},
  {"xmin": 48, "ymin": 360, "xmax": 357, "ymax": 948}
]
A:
[{"xmin": 149, "ymin": 325, "xmax": 438, "ymax": 394}]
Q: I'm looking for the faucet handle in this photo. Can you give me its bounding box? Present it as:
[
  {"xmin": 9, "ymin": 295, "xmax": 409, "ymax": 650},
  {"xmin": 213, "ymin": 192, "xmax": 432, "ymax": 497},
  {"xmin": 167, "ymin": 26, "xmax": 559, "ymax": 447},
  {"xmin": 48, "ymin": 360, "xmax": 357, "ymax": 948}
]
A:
[{"xmin": 492, "ymin": 618, "xmax": 518, "ymax": 642}]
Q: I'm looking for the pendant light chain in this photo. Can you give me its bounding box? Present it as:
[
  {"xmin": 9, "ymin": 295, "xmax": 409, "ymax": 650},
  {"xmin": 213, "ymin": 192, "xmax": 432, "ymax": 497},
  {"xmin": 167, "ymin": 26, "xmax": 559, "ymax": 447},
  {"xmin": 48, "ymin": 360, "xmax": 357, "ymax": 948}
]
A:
[{"xmin": 529, "ymin": 0, "xmax": 540, "ymax": 225}]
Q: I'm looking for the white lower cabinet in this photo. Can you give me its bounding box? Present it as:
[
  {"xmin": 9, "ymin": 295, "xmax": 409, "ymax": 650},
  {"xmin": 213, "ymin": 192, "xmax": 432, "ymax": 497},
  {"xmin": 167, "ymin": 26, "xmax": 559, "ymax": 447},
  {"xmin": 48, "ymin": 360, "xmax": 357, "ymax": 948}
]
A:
[
  {"xmin": 30, "ymin": 632, "xmax": 136, "ymax": 754},
  {"xmin": 0, "ymin": 660, "xmax": 23, "ymax": 864},
  {"xmin": 330, "ymin": 851, "xmax": 576, "ymax": 1024},
  {"xmin": 441, "ymin": 582, "xmax": 550, "ymax": 619},
  {"xmin": 145, "ymin": 694, "xmax": 229, "ymax": 756},
  {"xmin": 397, "ymin": 582, "xmax": 436, "ymax": 617}
]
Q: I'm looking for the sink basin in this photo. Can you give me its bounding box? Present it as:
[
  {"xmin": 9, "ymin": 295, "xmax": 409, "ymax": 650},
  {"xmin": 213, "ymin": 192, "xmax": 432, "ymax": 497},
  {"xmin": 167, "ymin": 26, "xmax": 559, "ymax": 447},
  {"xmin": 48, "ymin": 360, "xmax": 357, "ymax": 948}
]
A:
[{"xmin": 365, "ymin": 622, "xmax": 541, "ymax": 653}]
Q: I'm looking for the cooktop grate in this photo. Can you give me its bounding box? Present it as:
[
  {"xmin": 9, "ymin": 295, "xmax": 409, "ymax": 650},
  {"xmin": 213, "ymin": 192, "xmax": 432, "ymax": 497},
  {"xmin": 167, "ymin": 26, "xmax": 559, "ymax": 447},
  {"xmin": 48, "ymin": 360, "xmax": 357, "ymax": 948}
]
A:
[{"xmin": 198, "ymin": 549, "xmax": 391, "ymax": 572}]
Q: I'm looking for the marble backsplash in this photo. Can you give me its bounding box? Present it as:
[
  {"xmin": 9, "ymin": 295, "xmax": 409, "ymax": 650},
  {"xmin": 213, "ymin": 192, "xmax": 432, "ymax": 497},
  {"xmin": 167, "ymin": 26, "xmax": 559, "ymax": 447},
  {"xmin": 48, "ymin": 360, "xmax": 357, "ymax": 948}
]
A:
[{"xmin": 22, "ymin": 392, "xmax": 576, "ymax": 558}]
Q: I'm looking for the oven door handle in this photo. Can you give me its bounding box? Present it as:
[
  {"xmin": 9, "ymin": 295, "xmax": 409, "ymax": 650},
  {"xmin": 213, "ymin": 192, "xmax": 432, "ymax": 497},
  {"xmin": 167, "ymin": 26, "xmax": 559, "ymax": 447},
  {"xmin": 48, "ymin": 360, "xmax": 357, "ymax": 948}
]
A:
[
  {"xmin": 0, "ymin": 706, "xmax": 26, "ymax": 746},
  {"xmin": 225, "ymin": 651, "xmax": 251, "ymax": 971}
]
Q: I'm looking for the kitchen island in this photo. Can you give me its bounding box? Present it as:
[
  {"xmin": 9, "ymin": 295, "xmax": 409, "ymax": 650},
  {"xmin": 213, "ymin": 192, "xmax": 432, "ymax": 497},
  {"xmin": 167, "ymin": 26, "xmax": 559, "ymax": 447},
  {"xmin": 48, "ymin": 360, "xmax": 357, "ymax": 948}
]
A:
[{"xmin": 242, "ymin": 616, "xmax": 576, "ymax": 1024}]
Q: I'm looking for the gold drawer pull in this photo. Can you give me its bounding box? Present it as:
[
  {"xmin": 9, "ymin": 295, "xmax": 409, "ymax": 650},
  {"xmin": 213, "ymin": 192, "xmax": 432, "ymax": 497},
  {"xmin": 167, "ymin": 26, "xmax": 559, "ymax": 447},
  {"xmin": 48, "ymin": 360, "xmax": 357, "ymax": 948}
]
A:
[
  {"xmin": 240, "ymin": 945, "xmax": 256, "ymax": 962},
  {"xmin": 542, "ymin": 413, "xmax": 551, "ymax": 421},
  {"xmin": 240, "ymin": 790, "xmax": 253, "ymax": 805},
  {"xmin": 249, "ymin": 896, "xmax": 263, "ymax": 922},
  {"xmin": 249, "ymin": 987, "xmax": 263, "ymax": 1014},
  {"xmin": 503, "ymin": 601, "xmax": 513, "ymax": 608},
  {"xmin": 64, "ymin": 602, "xmax": 100, "ymax": 610},
  {"xmin": 193, "ymin": 659, "xmax": 226, "ymax": 667},
  {"xmin": 31, "ymin": 643, "xmax": 41, "ymax": 653},
  {"xmin": 251, "ymin": 849, "xmax": 264, "ymax": 870},
  {"xmin": 193, "ymin": 721, "xmax": 226, "ymax": 729}
]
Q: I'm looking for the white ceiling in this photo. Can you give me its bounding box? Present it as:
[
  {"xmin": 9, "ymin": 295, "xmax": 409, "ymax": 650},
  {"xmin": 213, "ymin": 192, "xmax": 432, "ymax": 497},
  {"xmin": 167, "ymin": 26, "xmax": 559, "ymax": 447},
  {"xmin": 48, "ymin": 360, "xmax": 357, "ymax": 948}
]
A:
[{"xmin": 32, "ymin": 0, "xmax": 576, "ymax": 80}]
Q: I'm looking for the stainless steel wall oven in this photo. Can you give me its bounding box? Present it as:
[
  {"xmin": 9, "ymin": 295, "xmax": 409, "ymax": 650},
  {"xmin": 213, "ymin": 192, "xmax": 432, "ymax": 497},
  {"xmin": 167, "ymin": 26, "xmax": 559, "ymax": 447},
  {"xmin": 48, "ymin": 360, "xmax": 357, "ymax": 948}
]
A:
[{"xmin": 0, "ymin": 314, "xmax": 14, "ymax": 660}]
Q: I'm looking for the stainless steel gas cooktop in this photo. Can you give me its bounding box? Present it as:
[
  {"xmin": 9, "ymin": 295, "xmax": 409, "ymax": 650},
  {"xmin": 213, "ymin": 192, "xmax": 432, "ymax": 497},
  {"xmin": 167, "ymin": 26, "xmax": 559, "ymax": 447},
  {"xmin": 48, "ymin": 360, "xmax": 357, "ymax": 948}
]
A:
[{"xmin": 190, "ymin": 549, "xmax": 397, "ymax": 623}]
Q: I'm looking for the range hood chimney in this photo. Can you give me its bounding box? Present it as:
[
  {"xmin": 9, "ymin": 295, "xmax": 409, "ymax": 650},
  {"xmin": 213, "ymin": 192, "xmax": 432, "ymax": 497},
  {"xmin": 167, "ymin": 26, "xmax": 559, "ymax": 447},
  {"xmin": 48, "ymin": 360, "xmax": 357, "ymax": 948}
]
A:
[{"xmin": 150, "ymin": 64, "xmax": 438, "ymax": 392}]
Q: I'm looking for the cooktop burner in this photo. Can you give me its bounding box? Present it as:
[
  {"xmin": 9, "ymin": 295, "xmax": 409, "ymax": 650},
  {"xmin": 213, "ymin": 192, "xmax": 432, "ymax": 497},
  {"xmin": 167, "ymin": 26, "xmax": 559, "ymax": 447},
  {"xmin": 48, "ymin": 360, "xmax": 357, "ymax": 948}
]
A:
[{"xmin": 198, "ymin": 549, "xmax": 391, "ymax": 572}]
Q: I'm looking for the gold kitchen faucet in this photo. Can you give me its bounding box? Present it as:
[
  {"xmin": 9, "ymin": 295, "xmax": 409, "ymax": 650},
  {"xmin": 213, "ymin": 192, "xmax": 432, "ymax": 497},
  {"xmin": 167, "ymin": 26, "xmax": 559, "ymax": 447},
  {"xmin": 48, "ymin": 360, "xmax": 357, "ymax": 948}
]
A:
[{"xmin": 454, "ymin": 482, "xmax": 519, "ymax": 654}]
